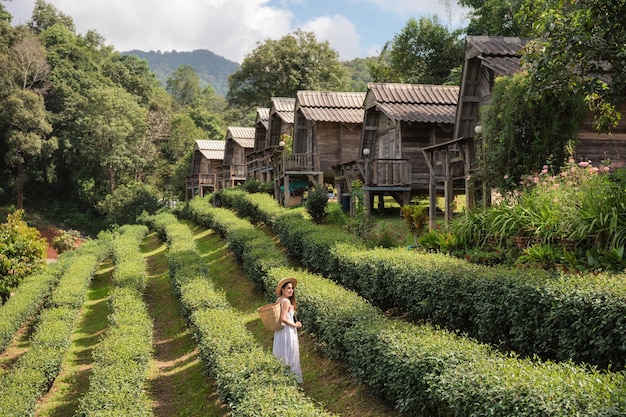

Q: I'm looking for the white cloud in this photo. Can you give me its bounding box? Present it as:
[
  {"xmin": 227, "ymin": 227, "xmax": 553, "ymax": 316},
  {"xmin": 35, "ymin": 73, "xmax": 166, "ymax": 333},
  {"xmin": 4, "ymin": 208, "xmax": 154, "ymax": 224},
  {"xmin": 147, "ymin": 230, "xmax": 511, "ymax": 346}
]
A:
[
  {"xmin": 299, "ymin": 15, "xmax": 361, "ymax": 60},
  {"xmin": 6, "ymin": 0, "xmax": 295, "ymax": 63}
]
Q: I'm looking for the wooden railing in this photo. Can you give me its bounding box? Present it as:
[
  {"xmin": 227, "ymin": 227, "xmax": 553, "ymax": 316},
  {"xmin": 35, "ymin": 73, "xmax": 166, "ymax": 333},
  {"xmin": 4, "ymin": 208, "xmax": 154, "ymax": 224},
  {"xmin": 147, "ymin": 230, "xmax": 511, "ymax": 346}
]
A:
[
  {"xmin": 218, "ymin": 164, "xmax": 247, "ymax": 181},
  {"xmin": 246, "ymin": 150, "xmax": 273, "ymax": 173},
  {"xmin": 185, "ymin": 173, "xmax": 217, "ymax": 189},
  {"xmin": 275, "ymin": 152, "xmax": 319, "ymax": 174},
  {"xmin": 365, "ymin": 159, "xmax": 411, "ymax": 187}
]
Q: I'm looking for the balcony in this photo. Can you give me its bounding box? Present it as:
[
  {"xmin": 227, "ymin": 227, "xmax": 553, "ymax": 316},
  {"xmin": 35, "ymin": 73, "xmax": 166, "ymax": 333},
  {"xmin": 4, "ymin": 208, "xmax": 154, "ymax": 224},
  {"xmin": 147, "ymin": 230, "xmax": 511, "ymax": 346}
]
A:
[
  {"xmin": 364, "ymin": 159, "xmax": 411, "ymax": 187},
  {"xmin": 185, "ymin": 173, "xmax": 217, "ymax": 189},
  {"xmin": 275, "ymin": 152, "xmax": 319, "ymax": 176}
]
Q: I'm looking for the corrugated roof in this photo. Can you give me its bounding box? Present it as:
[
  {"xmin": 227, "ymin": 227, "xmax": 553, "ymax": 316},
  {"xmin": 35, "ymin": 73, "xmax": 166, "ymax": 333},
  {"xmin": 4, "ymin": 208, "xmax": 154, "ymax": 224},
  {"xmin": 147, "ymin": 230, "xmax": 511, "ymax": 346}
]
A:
[
  {"xmin": 227, "ymin": 126, "xmax": 256, "ymax": 140},
  {"xmin": 465, "ymin": 36, "xmax": 531, "ymax": 59},
  {"xmin": 195, "ymin": 139, "xmax": 225, "ymax": 151},
  {"xmin": 233, "ymin": 138, "xmax": 255, "ymax": 148},
  {"xmin": 271, "ymin": 97, "xmax": 296, "ymax": 124},
  {"xmin": 480, "ymin": 56, "xmax": 523, "ymax": 77},
  {"xmin": 299, "ymin": 107, "xmax": 364, "ymax": 124},
  {"xmin": 296, "ymin": 91, "xmax": 365, "ymax": 123},
  {"xmin": 297, "ymin": 90, "xmax": 365, "ymax": 109},
  {"xmin": 377, "ymin": 103, "xmax": 457, "ymax": 124},
  {"xmin": 256, "ymin": 108, "xmax": 269, "ymax": 129},
  {"xmin": 368, "ymin": 83, "xmax": 459, "ymax": 105},
  {"xmin": 195, "ymin": 139, "xmax": 225, "ymax": 160},
  {"xmin": 271, "ymin": 97, "xmax": 295, "ymax": 112},
  {"xmin": 199, "ymin": 149, "xmax": 224, "ymax": 160}
]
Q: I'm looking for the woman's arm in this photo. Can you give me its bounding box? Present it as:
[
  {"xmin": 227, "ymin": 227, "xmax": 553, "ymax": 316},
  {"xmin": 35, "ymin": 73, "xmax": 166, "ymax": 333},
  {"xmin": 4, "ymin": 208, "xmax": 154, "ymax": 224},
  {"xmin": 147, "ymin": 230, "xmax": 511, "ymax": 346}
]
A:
[{"xmin": 279, "ymin": 299, "xmax": 300, "ymax": 328}]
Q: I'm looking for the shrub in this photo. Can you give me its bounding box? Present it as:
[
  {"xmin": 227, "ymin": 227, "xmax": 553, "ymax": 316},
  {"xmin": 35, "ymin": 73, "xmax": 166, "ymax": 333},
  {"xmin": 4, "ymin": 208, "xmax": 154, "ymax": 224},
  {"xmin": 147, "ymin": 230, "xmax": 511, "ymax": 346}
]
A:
[
  {"xmin": 401, "ymin": 203, "xmax": 428, "ymax": 236},
  {"xmin": 0, "ymin": 210, "xmax": 47, "ymax": 303},
  {"xmin": 305, "ymin": 186, "xmax": 329, "ymax": 224},
  {"xmin": 51, "ymin": 229, "xmax": 82, "ymax": 254},
  {"xmin": 98, "ymin": 182, "xmax": 162, "ymax": 226}
]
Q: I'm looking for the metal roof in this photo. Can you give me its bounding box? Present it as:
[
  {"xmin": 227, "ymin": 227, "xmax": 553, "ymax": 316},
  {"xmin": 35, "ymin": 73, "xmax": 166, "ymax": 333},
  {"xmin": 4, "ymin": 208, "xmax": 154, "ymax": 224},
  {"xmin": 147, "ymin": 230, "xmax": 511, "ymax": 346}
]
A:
[
  {"xmin": 296, "ymin": 91, "xmax": 365, "ymax": 123},
  {"xmin": 299, "ymin": 107, "xmax": 364, "ymax": 124},
  {"xmin": 465, "ymin": 36, "xmax": 532, "ymax": 59},
  {"xmin": 366, "ymin": 83, "xmax": 459, "ymax": 124},
  {"xmin": 271, "ymin": 97, "xmax": 296, "ymax": 124},
  {"xmin": 271, "ymin": 97, "xmax": 295, "ymax": 112},
  {"xmin": 367, "ymin": 83, "xmax": 459, "ymax": 105},
  {"xmin": 297, "ymin": 90, "xmax": 365, "ymax": 109},
  {"xmin": 194, "ymin": 139, "xmax": 225, "ymax": 160},
  {"xmin": 256, "ymin": 108, "xmax": 269, "ymax": 129},
  {"xmin": 227, "ymin": 126, "xmax": 256, "ymax": 140},
  {"xmin": 480, "ymin": 56, "xmax": 523, "ymax": 77},
  {"xmin": 233, "ymin": 138, "xmax": 255, "ymax": 148},
  {"xmin": 377, "ymin": 103, "xmax": 457, "ymax": 124}
]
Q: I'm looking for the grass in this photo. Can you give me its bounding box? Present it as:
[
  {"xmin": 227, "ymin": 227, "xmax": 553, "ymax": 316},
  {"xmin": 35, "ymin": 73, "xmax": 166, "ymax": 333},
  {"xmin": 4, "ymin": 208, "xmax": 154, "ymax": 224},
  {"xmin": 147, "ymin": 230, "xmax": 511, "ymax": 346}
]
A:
[{"xmin": 142, "ymin": 231, "xmax": 228, "ymax": 417}]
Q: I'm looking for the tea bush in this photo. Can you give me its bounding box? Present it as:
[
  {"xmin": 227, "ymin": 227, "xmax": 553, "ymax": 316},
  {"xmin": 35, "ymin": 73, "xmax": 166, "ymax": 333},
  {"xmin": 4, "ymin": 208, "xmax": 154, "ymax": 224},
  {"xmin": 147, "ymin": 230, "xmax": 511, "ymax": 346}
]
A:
[{"xmin": 190, "ymin": 201, "xmax": 625, "ymax": 416}]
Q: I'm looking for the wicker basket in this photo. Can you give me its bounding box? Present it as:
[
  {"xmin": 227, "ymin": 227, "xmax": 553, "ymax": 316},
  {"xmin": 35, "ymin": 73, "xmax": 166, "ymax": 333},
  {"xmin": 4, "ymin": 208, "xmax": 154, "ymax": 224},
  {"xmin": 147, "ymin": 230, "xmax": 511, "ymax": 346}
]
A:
[{"xmin": 257, "ymin": 302, "xmax": 283, "ymax": 331}]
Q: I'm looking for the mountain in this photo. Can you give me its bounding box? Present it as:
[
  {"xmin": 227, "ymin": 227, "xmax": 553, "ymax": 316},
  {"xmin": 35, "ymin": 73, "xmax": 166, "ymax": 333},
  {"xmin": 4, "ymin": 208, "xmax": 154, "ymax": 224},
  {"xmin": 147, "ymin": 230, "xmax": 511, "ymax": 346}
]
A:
[{"xmin": 122, "ymin": 49, "xmax": 240, "ymax": 97}]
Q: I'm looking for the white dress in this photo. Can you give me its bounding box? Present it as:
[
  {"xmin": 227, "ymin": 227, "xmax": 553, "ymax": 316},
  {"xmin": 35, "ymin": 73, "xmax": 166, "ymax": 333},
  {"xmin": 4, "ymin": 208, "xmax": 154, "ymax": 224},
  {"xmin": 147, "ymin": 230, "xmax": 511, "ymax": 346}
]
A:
[{"xmin": 272, "ymin": 299, "xmax": 303, "ymax": 383}]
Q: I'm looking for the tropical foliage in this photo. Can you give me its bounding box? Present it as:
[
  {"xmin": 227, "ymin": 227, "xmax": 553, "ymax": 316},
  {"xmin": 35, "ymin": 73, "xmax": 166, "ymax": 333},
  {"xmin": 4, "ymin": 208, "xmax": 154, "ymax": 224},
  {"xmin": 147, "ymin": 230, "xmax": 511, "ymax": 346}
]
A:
[
  {"xmin": 520, "ymin": 0, "xmax": 626, "ymax": 132},
  {"xmin": 481, "ymin": 72, "xmax": 586, "ymax": 192}
]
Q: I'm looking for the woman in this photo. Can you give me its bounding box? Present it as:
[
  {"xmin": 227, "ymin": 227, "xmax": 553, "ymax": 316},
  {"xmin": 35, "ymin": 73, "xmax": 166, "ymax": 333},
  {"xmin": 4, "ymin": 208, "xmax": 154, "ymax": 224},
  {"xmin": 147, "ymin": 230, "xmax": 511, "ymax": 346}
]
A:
[{"xmin": 272, "ymin": 277, "xmax": 303, "ymax": 383}]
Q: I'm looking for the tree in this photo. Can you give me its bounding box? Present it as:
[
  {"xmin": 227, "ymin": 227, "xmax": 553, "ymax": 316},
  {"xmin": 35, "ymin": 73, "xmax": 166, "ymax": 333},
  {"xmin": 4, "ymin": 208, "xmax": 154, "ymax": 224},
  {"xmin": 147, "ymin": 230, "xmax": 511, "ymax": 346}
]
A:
[
  {"xmin": 75, "ymin": 86, "xmax": 147, "ymax": 196},
  {"xmin": 11, "ymin": 33, "xmax": 50, "ymax": 92},
  {"xmin": 227, "ymin": 30, "xmax": 348, "ymax": 111},
  {"xmin": 343, "ymin": 57, "xmax": 375, "ymax": 92},
  {"xmin": 482, "ymin": 73, "xmax": 586, "ymax": 192},
  {"xmin": 28, "ymin": 0, "xmax": 75, "ymax": 34},
  {"xmin": 458, "ymin": 0, "xmax": 530, "ymax": 36},
  {"xmin": 166, "ymin": 64, "xmax": 202, "ymax": 108},
  {"xmin": 369, "ymin": 17, "xmax": 464, "ymax": 85},
  {"xmin": 1, "ymin": 89, "xmax": 57, "ymax": 208},
  {"xmin": 519, "ymin": 0, "xmax": 626, "ymax": 132}
]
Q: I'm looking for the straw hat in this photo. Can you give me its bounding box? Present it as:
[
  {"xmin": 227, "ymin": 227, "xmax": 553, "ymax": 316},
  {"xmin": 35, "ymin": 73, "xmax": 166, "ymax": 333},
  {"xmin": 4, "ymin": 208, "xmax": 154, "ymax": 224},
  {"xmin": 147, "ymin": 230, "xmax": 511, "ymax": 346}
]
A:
[{"xmin": 275, "ymin": 277, "xmax": 298, "ymax": 296}]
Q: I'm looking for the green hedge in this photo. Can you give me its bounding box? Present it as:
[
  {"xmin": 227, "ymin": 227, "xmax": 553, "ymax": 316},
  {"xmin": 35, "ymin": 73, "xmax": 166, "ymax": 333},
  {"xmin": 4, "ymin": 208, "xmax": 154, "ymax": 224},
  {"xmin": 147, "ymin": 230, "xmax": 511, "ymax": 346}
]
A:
[
  {"xmin": 226, "ymin": 191, "xmax": 626, "ymax": 371},
  {"xmin": 142, "ymin": 211, "xmax": 335, "ymax": 417},
  {"xmin": 185, "ymin": 197, "xmax": 626, "ymax": 416},
  {"xmin": 0, "ymin": 244, "xmax": 105, "ymax": 417},
  {"xmin": 0, "ymin": 264, "xmax": 63, "ymax": 353},
  {"xmin": 77, "ymin": 224, "xmax": 153, "ymax": 417}
]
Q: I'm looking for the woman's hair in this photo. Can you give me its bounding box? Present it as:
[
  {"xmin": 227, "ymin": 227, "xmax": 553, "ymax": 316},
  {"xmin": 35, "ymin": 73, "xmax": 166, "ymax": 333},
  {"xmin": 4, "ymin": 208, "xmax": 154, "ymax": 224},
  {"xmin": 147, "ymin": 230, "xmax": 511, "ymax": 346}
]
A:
[{"xmin": 281, "ymin": 282, "xmax": 297, "ymax": 311}]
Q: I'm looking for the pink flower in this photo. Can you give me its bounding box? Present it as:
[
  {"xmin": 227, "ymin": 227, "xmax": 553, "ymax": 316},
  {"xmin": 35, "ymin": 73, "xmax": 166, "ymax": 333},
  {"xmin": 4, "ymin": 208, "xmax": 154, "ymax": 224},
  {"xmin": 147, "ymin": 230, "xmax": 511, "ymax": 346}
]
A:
[{"xmin": 503, "ymin": 174, "xmax": 509, "ymax": 180}]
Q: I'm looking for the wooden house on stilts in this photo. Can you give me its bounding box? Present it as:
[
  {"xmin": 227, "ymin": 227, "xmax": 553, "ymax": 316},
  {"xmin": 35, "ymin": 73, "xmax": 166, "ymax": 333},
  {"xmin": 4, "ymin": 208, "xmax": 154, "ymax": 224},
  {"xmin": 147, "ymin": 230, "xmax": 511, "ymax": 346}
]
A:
[
  {"xmin": 217, "ymin": 127, "xmax": 255, "ymax": 189},
  {"xmin": 185, "ymin": 139, "xmax": 225, "ymax": 200},
  {"xmin": 336, "ymin": 83, "xmax": 459, "ymax": 216},
  {"xmin": 274, "ymin": 90, "xmax": 366, "ymax": 207}
]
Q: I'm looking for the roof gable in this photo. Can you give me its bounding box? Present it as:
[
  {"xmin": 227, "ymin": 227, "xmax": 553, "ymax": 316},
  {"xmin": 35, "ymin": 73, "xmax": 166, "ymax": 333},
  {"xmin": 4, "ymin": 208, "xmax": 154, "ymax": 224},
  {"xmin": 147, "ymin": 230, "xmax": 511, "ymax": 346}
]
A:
[
  {"xmin": 256, "ymin": 107, "xmax": 270, "ymax": 129},
  {"xmin": 367, "ymin": 83, "xmax": 459, "ymax": 106},
  {"xmin": 296, "ymin": 90, "xmax": 365, "ymax": 123},
  {"xmin": 194, "ymin": 139, "xmax": 225, "ymax": 160},
  {"xmin": 270, "ymin": 97, "xmax": 296, "ymax": 124},
  {"xmin": 296, "ymin": 90, "xmax": 365, "ymax": 109},
  {"xmin": 365, "ymin": 83, "xmax": 459, "ymax": 124}
]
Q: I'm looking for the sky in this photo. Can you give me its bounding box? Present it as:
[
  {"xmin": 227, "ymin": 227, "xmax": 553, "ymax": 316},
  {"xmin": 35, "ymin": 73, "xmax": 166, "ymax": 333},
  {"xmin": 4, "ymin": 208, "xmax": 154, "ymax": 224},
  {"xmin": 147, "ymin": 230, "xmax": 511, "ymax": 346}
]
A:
[{"xmin": 4, "ymin": 0, "xmax": 470, "ymax": 63}]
